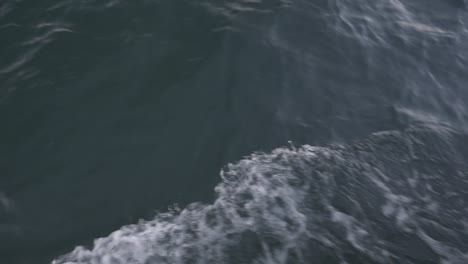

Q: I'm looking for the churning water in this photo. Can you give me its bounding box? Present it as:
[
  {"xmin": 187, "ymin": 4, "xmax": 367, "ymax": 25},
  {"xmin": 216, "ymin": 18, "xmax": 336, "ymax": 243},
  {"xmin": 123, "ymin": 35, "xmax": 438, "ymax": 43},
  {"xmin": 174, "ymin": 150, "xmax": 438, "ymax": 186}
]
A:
[{"xmin": 1, "ymin": 0, "xmax": 468, "ymax": 263}]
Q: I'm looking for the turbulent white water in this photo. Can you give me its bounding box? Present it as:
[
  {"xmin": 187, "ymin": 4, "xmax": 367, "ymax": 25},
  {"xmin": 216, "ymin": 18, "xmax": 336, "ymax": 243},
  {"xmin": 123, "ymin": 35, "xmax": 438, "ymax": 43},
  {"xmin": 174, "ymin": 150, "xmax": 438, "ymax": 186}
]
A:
[
  {"xmin": 49, "ymin": 1, "xmax": 468, "ymax": 263},
  {"xmin": 2, "ymin": 0, "xmax": 466, "ymax": 263},
  {"xmin": 53, "ymin": 124, "xmax": 468, "ymax": 264}
]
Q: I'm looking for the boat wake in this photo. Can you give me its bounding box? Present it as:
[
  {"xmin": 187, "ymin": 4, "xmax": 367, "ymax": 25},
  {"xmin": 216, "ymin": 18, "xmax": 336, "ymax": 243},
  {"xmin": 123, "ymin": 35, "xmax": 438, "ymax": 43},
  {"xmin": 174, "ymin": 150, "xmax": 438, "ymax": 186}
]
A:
[{"xmin": 54, "ymin": 123, "xmax": 468, "ymax": 264}]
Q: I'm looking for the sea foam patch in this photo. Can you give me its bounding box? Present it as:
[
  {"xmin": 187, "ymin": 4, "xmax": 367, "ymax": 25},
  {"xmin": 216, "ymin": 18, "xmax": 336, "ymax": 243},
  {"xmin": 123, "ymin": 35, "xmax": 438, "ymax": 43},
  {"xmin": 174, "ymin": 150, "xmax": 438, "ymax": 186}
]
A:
[{"xmin": 53, "ymin": 125, "xmax": 468, "ymax": 264}]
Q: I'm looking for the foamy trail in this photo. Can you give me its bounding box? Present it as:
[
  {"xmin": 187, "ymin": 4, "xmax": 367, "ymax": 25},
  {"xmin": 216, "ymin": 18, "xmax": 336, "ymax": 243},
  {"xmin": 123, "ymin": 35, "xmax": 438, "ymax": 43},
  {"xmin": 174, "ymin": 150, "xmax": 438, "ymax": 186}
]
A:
[{"xmin": 53, "ymin": 124, "xmax": 468, "ymax": 264}]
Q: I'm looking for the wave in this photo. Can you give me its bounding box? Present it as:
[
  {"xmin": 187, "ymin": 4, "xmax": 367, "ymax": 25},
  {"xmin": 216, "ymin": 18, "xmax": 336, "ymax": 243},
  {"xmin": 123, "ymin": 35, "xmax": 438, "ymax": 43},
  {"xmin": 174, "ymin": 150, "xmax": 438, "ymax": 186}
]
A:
[
  {"xmin": 53, "ymin": 124, "xmax": 468, "ymax": 264},
  {"xmin": 2, "ymin": 1, "xmax": 467, "ymax": 263}
]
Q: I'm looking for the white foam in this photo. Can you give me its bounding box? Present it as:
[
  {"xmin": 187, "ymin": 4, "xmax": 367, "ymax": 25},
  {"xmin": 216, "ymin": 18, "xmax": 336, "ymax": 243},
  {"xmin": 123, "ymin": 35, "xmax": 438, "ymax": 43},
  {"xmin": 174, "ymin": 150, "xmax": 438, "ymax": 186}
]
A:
[{"xmin": 54, "ymin": 127, "xmax": 468, "ymax": 264}]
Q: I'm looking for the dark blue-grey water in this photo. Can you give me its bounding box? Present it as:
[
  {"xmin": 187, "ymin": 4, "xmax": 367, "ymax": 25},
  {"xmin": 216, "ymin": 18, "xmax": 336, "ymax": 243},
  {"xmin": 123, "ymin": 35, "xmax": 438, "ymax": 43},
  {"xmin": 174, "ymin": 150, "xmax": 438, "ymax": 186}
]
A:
[{"xmin": 1, "ymin": 0, "xmax": 468, "ymax": 263}]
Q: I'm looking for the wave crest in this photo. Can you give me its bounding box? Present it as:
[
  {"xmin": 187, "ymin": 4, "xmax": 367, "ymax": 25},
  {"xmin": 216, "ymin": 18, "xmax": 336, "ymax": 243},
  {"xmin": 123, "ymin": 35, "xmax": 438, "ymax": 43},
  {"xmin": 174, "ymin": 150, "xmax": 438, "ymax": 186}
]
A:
[{"xmin": 54, "ymin": 125, "xmax": 468, "ymax": 264}]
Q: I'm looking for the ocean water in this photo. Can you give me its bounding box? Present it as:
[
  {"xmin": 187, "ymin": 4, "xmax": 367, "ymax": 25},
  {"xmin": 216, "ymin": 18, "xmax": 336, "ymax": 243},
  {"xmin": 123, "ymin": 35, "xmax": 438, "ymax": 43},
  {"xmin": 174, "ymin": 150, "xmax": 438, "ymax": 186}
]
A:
[{"xmin": 1, "ymin": 0, "xmax": 467, "ymax": 263}]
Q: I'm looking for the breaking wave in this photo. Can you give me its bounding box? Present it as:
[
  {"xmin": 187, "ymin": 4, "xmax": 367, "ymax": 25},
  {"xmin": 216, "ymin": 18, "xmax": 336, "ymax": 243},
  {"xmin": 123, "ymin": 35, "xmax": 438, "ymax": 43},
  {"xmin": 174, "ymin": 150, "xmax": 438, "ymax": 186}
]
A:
[
  {"xmin": 3, "ymin": 0, "xmax": 467, "ymax": 263},
  {"xmin": 53, "ymin": 123, "xmax": 468, "ymax": 264}
]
